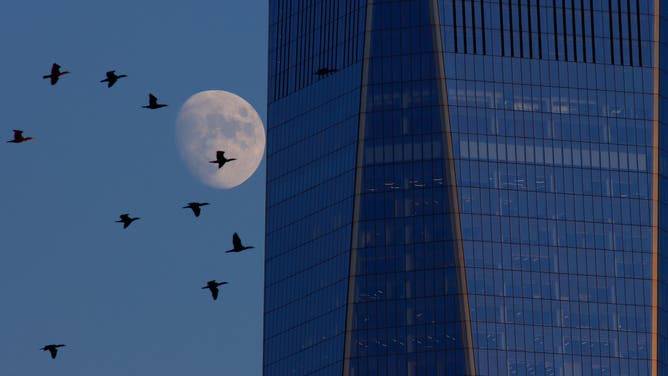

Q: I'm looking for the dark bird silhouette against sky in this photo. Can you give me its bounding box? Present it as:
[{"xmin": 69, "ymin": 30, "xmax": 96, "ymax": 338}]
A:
[
  {"xmin": 314, "ymin": 67, "xmax": 337, "ymax": 77},
  {"xmin": 116, "ymin": 213, "xmax": 140, "ymax": 228},
  {"xmin": 40, "ymin": 344, "xmax": 65, "ymax": 359},
  {"xmin": 226, "ymin": 232, "xmax": 254, "ymax": 253},
  {"xmin": 209, "ymin": 151, "xmax": 236, "ymax": 169},
  {"xmin": 142, "ymin": 93, "xmax": 167, "ymax": 109},
  {"xmin": 42, "ymin": 63, "xmax": 70, "ymax": 85},
  {"xmin": 100, "ymin": 70, "xmax": 127, "ymax": 88},
  {"xmin": 183, "ymin": 202, "xmax": 209, "ymax": 217},
  {"xmin": 202, "ymin": 280, "xmax": 228, "ymax": 300},
  {"xmin": 7, "ymin": 130, "xmax": 34, "ymax": 143}
]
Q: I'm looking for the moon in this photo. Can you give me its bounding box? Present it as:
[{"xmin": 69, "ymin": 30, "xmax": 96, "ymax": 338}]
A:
[{"xmin": 175, "ymin": 90, "xmax": 265, "ymax": 189}]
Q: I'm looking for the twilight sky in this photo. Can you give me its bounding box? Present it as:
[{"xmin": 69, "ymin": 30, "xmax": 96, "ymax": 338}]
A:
[{"xmin": 0, "ymin": 1, "xmax": 267, "ymax": 375}]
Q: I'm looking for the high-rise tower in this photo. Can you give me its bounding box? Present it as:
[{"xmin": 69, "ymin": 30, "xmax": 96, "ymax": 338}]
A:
[{"xmin": 265, "ymin": 0, "xmax": 662, "ymax": 374}]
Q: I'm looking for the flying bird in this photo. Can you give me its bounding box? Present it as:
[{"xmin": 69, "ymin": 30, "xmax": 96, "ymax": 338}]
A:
[
  {"xmin": 116, "ymin": 213, "xmax": 140, "ymax": 228},
  {"xmin": 40, "ymin": 344, "xmax": 66, "ymax": 359},
  {"xmin": 100, "ymin": 70, "xmax": 127, "ymax": 88},
  {"xmin": 314, "ymin": 67, "xmax": 338, "ymax": 77},
  {"xmin": 183, "ymin": 202, "xmax": 210, "ymax": 217},
  {"xmin": 142, "ymin": 93, "xmax": 167, "ymax": 109},
  {"xmin": 209, "ymin": 151, "xmax": 236, "ymax": 169},
  {"xmin": 42, "ymin": 63, "xmax": 70, "ymax": 85},
  {"xmin": 226, "ymin": 232, "xmax": 254, "ymax": 253},
  {"xmin": 202, "ymin": 280, "xmax": 228, "ymax": 300},
  {"xmin": 6, "ymin": 130, "xmax": 34, "ymax": 143}
]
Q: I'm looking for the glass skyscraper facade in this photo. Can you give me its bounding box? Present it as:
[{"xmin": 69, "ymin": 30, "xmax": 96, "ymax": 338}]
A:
[{"xmin": 265, "ymin": 0, "xmax": 665, "ymax": 374}]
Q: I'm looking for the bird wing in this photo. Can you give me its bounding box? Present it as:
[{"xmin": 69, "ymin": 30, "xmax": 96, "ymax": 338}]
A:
[
  {"xmin": 148, "ymin": 94, "xmax": 157, "ymax": 106},
  {"xmin": 233, "ymin": 233, "xmax": 242, "ymax": 249}
]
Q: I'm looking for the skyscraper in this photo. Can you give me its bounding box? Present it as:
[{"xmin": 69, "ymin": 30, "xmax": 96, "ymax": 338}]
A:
[{"xmin": 265, "ymin": 0, "xmax": 662, "ymax": 374}]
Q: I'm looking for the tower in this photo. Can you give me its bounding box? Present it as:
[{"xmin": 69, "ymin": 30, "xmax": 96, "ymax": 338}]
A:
[{"xmin": 265, "ymin": 0, "xmax": 662, "ymax": 374}]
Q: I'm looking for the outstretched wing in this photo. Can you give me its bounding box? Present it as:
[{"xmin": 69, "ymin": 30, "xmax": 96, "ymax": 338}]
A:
[{"xmin": 233, "ymin": 232, "xmax": 242, "ymax": 249}]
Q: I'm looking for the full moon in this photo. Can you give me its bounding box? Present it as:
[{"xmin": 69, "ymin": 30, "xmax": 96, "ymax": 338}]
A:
[{"xmin": 175, "ymin": 90, "xmax": 265, "ymax": 189}]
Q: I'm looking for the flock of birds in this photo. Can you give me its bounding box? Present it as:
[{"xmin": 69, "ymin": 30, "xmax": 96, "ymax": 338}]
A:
[{"xmin": 23, "ymin": 63, "xmax": 255, "ymax": 360}]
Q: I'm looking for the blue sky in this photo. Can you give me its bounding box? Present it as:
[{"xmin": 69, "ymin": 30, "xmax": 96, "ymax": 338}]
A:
[{"xmin": 0, "ymin": 1, "xmax": 267, "ymax": 375}]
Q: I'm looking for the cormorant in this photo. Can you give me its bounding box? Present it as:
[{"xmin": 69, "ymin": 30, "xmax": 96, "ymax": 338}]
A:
[
  {"xmin": 116, "ymin": 213, "xmax": 140, "ymax": 228},
  {"xmin": 100, "ymin": 70, "xmax": 127, "ymax": 88},
  {"xmin": 42, "ymin": 63, "xmax": 70, "ymax": 85},
  {"xmin": 226, "ymin": 232, "xmax": 254, "ymax": 253},
  {"xmin": 142, "ymin": 93, "xmax": 167, "ymax": 109},
  {"xmin": 7, "ymin": 130, "xmax": 34, "ymax": 143},
  {"xmin": 209, "ymin": 151, "xmax": 236, "ymax": 169},
  {"xmin": 314, "ymin": 67, "xmax": 338, "ymax": 77},
  {"xmin": 183, "ymin": 202, "xmax": 210, "ymax": 217},
  {"xmin": 40, "ymin": 344, "xmax": 65, "ymax": 359},
  {"xmin": 202, "ymin": 280, "xmax": 228, "ymax": 300}
]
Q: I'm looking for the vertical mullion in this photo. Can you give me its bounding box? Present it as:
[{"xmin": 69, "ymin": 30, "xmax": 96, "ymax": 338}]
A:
[
  {"xmin": 480, "ymin": 0, "xmax": 487, "ymax": 54},
  {"xmin": 580, "ymin": 0, "xmax": 587, "ymax": 62},
  {"xmin": 518, "ymin": 0, "xmax": 525, "ymax": 57},
  {"xmin": 453, "ymin": 0, "xmax": 459, "ymax": 53},
  {"xmin": 527, "ymin": 0, "xmax": 534, "ymax": 58},
  {"xmin": 636, "ymin": 0, "xmax": 641, "ymax": 66},
  {"xmin": 509, "ymin": 0, "xmax": 515, "ymax": 56},
  {"xmin": 500, "ymin": 0, "xmax": 506, "ymax": 55},
  {"xmin": 471, "ymin": 0, "xmax": 477, "ymax": 54},
  {"xmin": 617, "ymin": 0, "xmax": 623, "ymax": 65},
  {"xmin": 537, "ymin": 0, "xmax": 543, "ymax": 58},
  {"xmin": 571, "ymin": 0, "xmax": 577, "ymax": 61},
  {"xmin": 462, "ymin": 0, "xmax": 468, "ymax": 53},
  {"xmin": 553, "ymin": 0, "xmax": 559, "ymax": 60},
  {"xmin": 562, "ymin": 0, "xmax": 569, "ymax": 61},
  {"xmin": 626, "ymin": 0, "xmax": 633, "ymax": 66},
  {"xmin": 608, "ymin": 0, "xmax": 614, "ymax": 64},
  {"xmin": 590, "ymin": 0, "xmax": 595, "ymax": 63}
]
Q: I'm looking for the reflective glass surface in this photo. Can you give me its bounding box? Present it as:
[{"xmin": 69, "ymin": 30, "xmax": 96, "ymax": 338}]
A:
[{"xmin": 266, "ymin": 0, "xmax": 663, "ymax": 374}]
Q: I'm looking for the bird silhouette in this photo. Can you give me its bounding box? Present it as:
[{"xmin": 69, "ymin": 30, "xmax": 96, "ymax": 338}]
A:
[
  {"xmin": 6, "ymin": 130, "xmax": 34, "ymax": 143},
  {"xmin": 40, "ymin": 344, "xmax": 65, "ymax": 359},
  {"xmin": 226, "ymin": 232, "xmax": 254, "ymax": 253},
  {"xmin": 142, "ymin": 93, "xmax": 167, "ymax": 109},
  {"xmin": 314, "ymin": 67, "xmax": 338, "ymax": 77},
  {"xmin": 116, "ymin": 213, "xmax": 140, "ymax": 228},
  {"xmin": 209, "ymin": 151, "xmax": 236, "ymax": 169},
  {"xmin": 183, "ymin": 202, "xmax": 210, "ymax": 217},
  {"xmin": 42, "ymin": 63, "xmax": 70, "ymax": 85},
  {"xmin": 202, "ymin": 280, "xmax": 228, "ymax": 300},
  {"xmin": 100, "ymin": 70, "xmax": 127, "ymax": 88}
]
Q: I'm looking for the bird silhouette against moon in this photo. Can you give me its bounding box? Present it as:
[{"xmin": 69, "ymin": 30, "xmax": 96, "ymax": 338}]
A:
[{"xmin": 175, "ymin": 90, "xmax": 265, "ymax": 189}]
